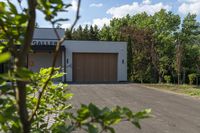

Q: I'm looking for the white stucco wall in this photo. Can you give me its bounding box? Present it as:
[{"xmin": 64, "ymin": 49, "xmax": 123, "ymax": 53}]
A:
[
  {"xmin": 63, "ymin": 41, "xmax": 127, "ymax": 82},
  {"xmin": 32, "ymin": 28, "xmax": 127, "ymax": 82}
]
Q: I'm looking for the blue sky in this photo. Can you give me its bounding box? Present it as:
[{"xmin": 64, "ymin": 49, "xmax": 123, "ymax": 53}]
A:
[
  {"xmin": 54, "ymin": 0, "xmax": 200, "ymax": 28},
  {"xmin": 8, "ymin": 0, "xmax": 200, "ymax": 28}
]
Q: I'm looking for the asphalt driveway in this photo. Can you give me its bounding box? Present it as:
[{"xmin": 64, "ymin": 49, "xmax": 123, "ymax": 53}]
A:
[{"xmin": 69, "ymin": 84, "xmax": 200, "ymax": 133}]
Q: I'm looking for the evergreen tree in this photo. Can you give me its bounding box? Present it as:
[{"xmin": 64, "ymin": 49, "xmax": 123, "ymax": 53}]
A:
[
  {"xmin": 127, "ymin": 36, "xmax": 133, "ymax": 81},
  {"xmin": 93, "ymin": 25, "xmax": 99, "ymax": 40},
  {"xmin": 89, "ymin": 25, "xmax": 95, "ymax": 40},
  {"xmin": 65, "ymin": 28, "xmax": 72, "ymax": 40},
  {"xmin": 75, "ymin": 25, "xmax": 83, "ymax": 40},
  {"xmin": 83, "ymin": 24, "xmax": 89, "ymax": 40}
]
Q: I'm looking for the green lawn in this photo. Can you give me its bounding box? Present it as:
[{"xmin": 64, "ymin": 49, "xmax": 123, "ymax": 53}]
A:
[{"xmin": 145, "ymin": 84, "xmax": 200, "ymax": 98}]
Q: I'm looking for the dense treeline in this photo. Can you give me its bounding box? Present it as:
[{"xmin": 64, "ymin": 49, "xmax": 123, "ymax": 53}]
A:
[
  {"xmin": 66, "ymin": 25, "xmax": 99, "ymax": 40},
  {"xmin": 68, "ymin": 9, "xmax": 200, "ymax": 84}
]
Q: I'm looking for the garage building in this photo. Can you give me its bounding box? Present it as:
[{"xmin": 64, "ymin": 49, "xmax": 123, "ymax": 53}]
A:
[{"xmin": 28, "ymin": 28, "xmax": 127, "ymax": 83}]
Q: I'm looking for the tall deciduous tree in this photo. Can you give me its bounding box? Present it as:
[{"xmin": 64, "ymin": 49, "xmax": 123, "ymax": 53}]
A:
[
  {"xmin": 109, "ymin": 10, "xmax": 181, "ymax": 83},
  {"xmin": 121, "ymin": 26, "xmax": 154, "ymax": 82},
  {"xmin": 151, "ymin": 9, "xmax": 180, "ymax": 83},
  {"xmin": 99, "ymin": 24, "xmax": 112, "ymax": 41},
  {"xmin": 99, "ymin": 11, "xmax": 200, "ymax": 84},
  {"xmin": 175, "ymin": 13, "xmax": 200, "ymax": 84}
]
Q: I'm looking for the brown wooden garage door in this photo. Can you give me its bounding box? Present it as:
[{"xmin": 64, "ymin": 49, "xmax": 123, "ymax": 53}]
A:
[{"xmin": 73, "ymin": 53, "xmax": 118, "ymax": 82}]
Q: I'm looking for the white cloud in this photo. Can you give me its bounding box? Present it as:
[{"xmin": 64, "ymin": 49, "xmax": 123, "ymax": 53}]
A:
[
  {"xmin": 92, "ymin": 18, "xmax": 111, "ymax": 28},
  {"xmin": 178, "ymin": 0, "xmax": 200, "ymax": 15},
  {"xmin": 81, "ymin": 22, "xmax": 92, "ymax": 28},
  {"xmin": 142, "ymin": 0, "xmax": 151, "ymax": 5},
  {"xmin": 61, "ymin": 23, "xmax": 71, "ymax": 28},
  {"xmin": 178, "ymin": 0, "xmax": 200, "ymax": 3},
  {"xmin": 71, "ymin": 0, "xmax": 78, "ymax": 11},
  {"xmin": 89, "ymin": 3, "xmax": 103, "ymax": 8},
  {"xmin": 88, "ymin": 1, "xmax": 172, "ymax": 28},
  {"xmin": 106, "ymin": 1, "xmax": 172, "ymax": 18}
]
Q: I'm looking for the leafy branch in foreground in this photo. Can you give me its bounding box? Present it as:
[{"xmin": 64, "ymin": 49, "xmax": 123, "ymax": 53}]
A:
[{"xmin": 60, "ymin": 104, "xmax": 151, "ymax": 133}]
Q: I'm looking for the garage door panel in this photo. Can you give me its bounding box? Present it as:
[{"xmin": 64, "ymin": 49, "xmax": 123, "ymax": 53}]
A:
[{"xmin": 73, "ymin": 53, "xmax": 117, "ymax": 82}]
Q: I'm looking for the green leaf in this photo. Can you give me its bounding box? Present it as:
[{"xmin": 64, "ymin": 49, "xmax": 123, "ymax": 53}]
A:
[
  {"xmin": 106, "ymin": 126, "xmax": 115, "ymax": 133},
  {"xmin": 0, "ymin": 2, "xmax": 6, "ymax": 12},
  {"xmin": 51, "ymin": 72, "xmax": 65, "ymax": 79},
  {"xmin": 5, "ymin": 105, "xmax": 16, "ymax": 117},
  {"xmin": 0, "ymin": 114, "xmax": 5, "ymax": 123},
  {"xmin": 8, "ymin": 1, "xmax": 18, "ymax": 14},
  {"xmin": 63, "ymin": 93, "xmax": 74, "ymax": 100},
  {"xmin": 10, "ymin": 120, "xmax": 21, "ymax": 132},
  {"xmin": 0, "ymin": 98, "xmax": 4, "ymax": 105},
  {"xmin": 16, "ymin": 14, "xmax": 27, "ymax": 24},
  {"xmin": 131, "ymin": 120, "xmax": 141, "ymax": 129},
  {"xmin": 88, "ymin": 124, "xmax": 98, "ymax": 133},
  {"xmin": 77, "ymin": 105, "xmax": 90, "ymax": 121},
  {"xmin": 88, "ymin": 103, "xmax": 101, "ymax": 118},
  {"xmin": 122, "ymin": 107, "xmax": 133, "ymax": 118},
  {"xmin": 0, "ymin": 46, "xmax": 5, "ymax": 53},
  {"xmin": 49, "ymin": 0, "xmax": 63, "ymax": 4},
  {"xmin": 16, "ymin": 67, "xmax": 33, "ymax": 79},
  {"xmin": 0, "ymin": 73, "xmax": 28, "ymax": 81},
  {"xmin": 0, "ymin": 52, "xmax": 11, "ymax": 63},
  {"xmin": 131, "ymin": 109, "xmax": 151, "ymax": 129},
  {"xmin": 40, "ymin": 123, "xmax": 48, "ymax": 128},
  {"xmin": 104, "ymin": 111, "xmax": 121, "ymax": 125},
  {"xmin": 134, "ymin": 109, "xmax": 151, "ymax": 119},
  {"xmin": 65, "ymin": 125, "xmax": 75, "ymax": 133}
]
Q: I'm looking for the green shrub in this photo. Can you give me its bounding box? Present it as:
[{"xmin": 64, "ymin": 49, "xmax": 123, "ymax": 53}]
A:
[
  {"xmin": 164, "ymin": 75, "xmax": 171, "ymax": 83},
  {"xmin": 188, "ymin": 73, "xmax": 197, "ymax": 85}
]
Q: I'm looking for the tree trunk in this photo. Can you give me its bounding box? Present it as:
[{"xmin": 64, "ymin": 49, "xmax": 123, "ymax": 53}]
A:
[
  {"xmin": 15, "ymin": 0, "xmax": 37, "ymax": 132},
  {"xmin": 177, "ymin": 73, "xmax": 181, "ymax": 85},
  {"xmin": 176, "ymin": 41, "xmax": 183, "ymax": 85},
  {"xmin": 183, "ymin": 68, "xmax": 186, "ymax": 84},
  {"xmin": 16, "ymin": 82, "xmax": 30, "ymax": 133},
  {"xmin": 158, "ymin": 74, "xmax": 163, "ymax": 83}
]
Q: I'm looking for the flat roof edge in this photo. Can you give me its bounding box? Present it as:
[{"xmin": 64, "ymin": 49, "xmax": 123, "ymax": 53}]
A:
[
  {"xmin": 64, "ymin": 40, "xmax": 127, "ymax": 43},
  {"xmin": 32, "ymin": 39, "xmax": 127, "ymax": 43}
]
